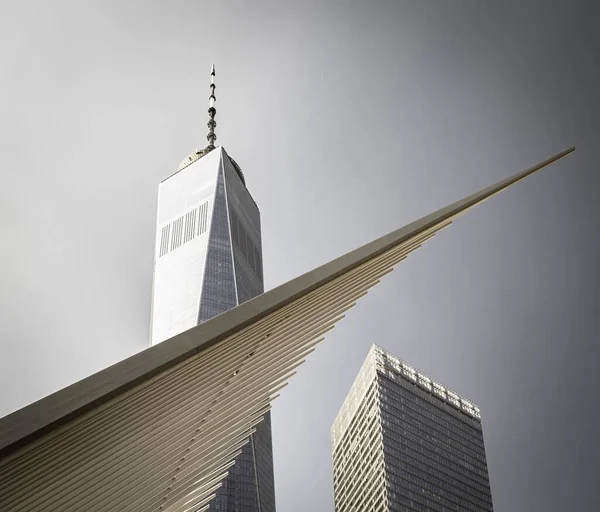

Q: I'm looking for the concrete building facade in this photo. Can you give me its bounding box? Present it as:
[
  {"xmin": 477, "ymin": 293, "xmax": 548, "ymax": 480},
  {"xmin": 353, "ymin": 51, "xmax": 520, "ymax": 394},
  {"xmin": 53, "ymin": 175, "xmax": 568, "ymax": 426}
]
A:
[{"xmin": 332, "ymin": 345, "xmax": 494, "ymax": 511}]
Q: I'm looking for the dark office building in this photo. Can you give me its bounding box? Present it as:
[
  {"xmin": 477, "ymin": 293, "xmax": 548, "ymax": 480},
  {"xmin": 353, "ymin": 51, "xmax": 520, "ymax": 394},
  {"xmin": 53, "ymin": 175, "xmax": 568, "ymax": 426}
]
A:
[{"xmin": 331, "ymin": 345, "xmax": 493, "ymax": 511}]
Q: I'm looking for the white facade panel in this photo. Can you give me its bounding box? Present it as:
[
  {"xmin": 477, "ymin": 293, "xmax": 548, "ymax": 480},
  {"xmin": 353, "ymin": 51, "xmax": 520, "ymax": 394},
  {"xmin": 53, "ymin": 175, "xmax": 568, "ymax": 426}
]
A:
[
  {"xmin": 150, "ymin": 148, "xmax": 223, "ymax": 346},
  {"xmin": 331, "ymin": 345, "xmax": 378, "ymax": 450}
]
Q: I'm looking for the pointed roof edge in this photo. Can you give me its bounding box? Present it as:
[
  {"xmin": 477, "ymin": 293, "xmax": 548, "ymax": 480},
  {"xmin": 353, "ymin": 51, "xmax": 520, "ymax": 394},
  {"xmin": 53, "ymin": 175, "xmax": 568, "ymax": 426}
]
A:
[
  {"xmin": 0, "ymin": 145, "xmax": 575, "ymax": 458},
  {"xmin": 166, "ymin": 145, "xmax": 223, "ymax": 183}
]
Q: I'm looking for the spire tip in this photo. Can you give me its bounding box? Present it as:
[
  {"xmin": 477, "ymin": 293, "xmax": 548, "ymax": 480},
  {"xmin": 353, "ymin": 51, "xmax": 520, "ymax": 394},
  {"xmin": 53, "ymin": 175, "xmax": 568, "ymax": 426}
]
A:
[{"xmin": 206, "ymin": 63, "xmax": 217, "ymax": 151}]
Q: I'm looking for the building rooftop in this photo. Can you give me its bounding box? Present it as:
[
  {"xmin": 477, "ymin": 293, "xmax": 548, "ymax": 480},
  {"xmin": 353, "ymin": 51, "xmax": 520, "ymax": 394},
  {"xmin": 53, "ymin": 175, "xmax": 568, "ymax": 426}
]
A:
[{"xmin": 332, "ymin": 344, "xmax": 481, "ymax": 450}]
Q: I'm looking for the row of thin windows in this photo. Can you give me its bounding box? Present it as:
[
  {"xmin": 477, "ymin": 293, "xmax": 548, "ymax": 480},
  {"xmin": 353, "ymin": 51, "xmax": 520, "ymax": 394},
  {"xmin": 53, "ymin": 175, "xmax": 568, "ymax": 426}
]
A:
[{"xmin": 159, "ymin": 201, "xmax": 209, "ymax": 257}]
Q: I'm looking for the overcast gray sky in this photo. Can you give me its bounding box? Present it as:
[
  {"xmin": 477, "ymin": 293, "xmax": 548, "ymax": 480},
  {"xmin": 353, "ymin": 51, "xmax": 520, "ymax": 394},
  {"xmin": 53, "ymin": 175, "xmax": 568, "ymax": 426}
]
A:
[{"xmin": 1, "ymin": 1, "xmax": 599, "ymax": 510}]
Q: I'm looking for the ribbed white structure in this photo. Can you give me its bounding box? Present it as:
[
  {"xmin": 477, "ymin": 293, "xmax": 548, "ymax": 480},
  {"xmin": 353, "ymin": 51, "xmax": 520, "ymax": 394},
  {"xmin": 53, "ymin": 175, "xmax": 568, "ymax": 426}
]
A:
[{"xmin": 0, "ymin": 147, "xmax": 575, "ymax": 511}]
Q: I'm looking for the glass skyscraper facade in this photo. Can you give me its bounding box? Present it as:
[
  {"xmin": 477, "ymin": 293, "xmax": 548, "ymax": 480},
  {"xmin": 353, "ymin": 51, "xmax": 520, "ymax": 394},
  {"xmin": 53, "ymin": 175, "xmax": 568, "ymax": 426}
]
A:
[
  {"xmin": 151, "ymin": 146, "xmax": 275, "ymax": 512},
  {"xmin": 331, "ymin": 345, "xmax": 493, "ymax": 512}
]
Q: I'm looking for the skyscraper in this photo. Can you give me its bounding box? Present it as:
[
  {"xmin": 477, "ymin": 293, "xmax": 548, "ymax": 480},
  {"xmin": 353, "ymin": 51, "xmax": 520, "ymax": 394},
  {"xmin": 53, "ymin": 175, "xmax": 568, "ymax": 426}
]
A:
[
  {"xmin": 150, "ymin": 65, "xmax": 275, "ymax": 512},
  {"xmin": 332, "ymin": 345, "xmax": 494, "ymax": 511}
]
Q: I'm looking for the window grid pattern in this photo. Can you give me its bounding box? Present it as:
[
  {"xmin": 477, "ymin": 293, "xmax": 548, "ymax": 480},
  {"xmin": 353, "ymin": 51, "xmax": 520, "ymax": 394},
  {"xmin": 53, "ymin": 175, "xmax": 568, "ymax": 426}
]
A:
[
  {"xmin": 331, "ymin": 346, "xmax": 493, "ymax": 512},
  {"xmin": 379, "ymin": 366, "xmax": 493, "ymax": 511},
  {"xmin": 204, "ymin": 158, "xmax": 274, "ymax": 512},
  {"xmin": 197, "ymin": 170, "xmax": 237, "ymax": 324},
  {"xmin": 224, "ymin": 154, "xmax": 264, "ymax": 304},
  {"xmin": 332, "ymin": 381, "xmax": 387, "ymax": 512},
  {"xmin": 229, "ymin": 208, "xmax": 264, "ymax": 301}
]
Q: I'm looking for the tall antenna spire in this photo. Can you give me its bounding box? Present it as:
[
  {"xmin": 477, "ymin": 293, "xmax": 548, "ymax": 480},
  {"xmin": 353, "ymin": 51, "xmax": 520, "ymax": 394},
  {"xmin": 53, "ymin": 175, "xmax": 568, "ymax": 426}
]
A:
[{"xmin": 206, "ymin": 63, "xmax": 217, "ymax": 152}]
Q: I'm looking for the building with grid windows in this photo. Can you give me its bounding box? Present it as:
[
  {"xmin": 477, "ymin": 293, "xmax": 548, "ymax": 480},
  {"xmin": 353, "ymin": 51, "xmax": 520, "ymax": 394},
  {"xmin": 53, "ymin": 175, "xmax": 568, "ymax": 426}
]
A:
[
  {"xmin": 149, "ymin": 65, "xmax": 275, "ymax": 511},
  {"xmin": 331, "ymin": 345, "xmax": 494, "ymax": 511}
]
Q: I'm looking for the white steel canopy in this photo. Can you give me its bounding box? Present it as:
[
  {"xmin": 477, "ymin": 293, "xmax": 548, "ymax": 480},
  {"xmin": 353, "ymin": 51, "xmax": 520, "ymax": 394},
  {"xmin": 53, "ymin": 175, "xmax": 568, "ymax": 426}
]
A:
[{"xmin": 0, "ymin": 147, "xmax": 575, "ymax": 511}]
